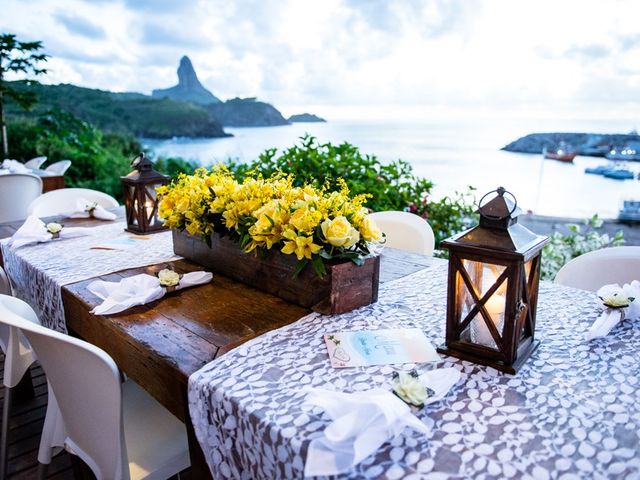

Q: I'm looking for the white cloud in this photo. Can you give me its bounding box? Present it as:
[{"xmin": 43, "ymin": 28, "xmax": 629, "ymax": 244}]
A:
[{"xmin": 2, "ymin": 0, "xmax": 639, "ymax": 119}]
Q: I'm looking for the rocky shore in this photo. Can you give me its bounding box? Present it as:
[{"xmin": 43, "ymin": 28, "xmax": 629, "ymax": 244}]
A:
[
  {"xmin": 519, "ymin": 214, "xmax": 639, "ymax": 245},
  {"xmin": 502, "ymin": 132, "xmax": 640, "ymax": 155}
]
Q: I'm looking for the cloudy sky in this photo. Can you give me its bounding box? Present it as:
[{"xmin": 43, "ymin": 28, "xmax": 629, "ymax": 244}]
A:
[{"xmin": 3, "ymin": 0, "xmax": 639, "ymax": 120}]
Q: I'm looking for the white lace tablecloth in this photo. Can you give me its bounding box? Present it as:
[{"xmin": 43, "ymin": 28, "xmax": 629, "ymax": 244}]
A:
[
  {"xmin": 188, "ymin": 261, "xmax": 640, "ymax": 479},
  {"xmin": 0, "ymin": 222, "xmax": 179, "ymax": 332}
]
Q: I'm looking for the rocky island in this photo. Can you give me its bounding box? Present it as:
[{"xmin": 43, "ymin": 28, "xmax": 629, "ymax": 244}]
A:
[
  {"xmin": 503, "ymin": 132, "xmax": 640, "ymax": 156},
  {"xmin": 288, "ymin": 113, "xmax": 326, "ymax": 123}
]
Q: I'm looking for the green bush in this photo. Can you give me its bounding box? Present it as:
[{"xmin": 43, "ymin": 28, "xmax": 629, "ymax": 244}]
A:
[
  {"xmin": 7, "ymin": 109, "xmax": 196, "ymax": 201},
  {"xmin": 541, "ymin": 215, "xmax": 625, "ymax": 281},
  {"xmin": 227, "ymin": 134, "xmax": 477, "ymax": 245}
]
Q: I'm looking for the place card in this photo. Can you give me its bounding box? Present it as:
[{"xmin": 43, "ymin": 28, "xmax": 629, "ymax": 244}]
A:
[{"xmin": 324, "ymin": 328, "xmax": 440, "ymax": 368}]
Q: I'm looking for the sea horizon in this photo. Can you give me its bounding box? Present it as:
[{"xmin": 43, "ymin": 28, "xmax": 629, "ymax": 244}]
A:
[{"xmin": 144, "ymin": 116, "xmax": 640, "ymax": 220}]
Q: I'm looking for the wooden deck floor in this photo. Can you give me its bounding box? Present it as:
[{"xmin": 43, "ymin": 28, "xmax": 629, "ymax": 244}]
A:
[
  {"xmin": 1, "ymin": 356, "xmax": 74, "ymax": 479},
  {"xmin": 1, "ymin": 354, "xmax": 192, "ymax": 479}
]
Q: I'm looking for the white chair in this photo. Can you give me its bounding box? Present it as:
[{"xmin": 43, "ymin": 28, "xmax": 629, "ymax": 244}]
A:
[
  {"xmin": 369, "ymin": 211, "xmax": 435, "ymax": 256},
  {"xmin": 44, "ymin": 160, "xmax": 71, "ymax": 176},
  {"xmin": 0, "ymin": 295, "xmax": 190, "ymax": 480},
  {"xmin": 0, "ymin": 289, "xmax": 40, "ymax": 479},
  {"xmin": 27, "ymin": 188, "xmax": 119, "ymax": 217},
  {"xmin": 0, "ymin": 173, "xmax": 43, "ymax": 223},
  {"xmin": 24, "ymin": 156, "xmax": 47, "ymax": 170},
  {"xmin": 554, "ymin": 246, "xmax": 640, "ymax": 292}
]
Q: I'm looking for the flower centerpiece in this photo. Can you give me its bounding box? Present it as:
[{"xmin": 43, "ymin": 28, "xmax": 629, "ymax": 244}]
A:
[{"xmin": 157, "ymin": 167, "xmax": 384, "ymax": 313}]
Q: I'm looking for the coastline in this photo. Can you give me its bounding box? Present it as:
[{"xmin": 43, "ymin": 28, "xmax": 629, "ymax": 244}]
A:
[{"xmin": 518, "ymin": 213, "xmax": 640, "ymax": 246}]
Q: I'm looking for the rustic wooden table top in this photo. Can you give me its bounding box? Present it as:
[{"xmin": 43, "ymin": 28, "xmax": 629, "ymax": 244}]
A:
[{"xmin": 0, "ymin": 211, "xmax": 436, "ymax": 478}]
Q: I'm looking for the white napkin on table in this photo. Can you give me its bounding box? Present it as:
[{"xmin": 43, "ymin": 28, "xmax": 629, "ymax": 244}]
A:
[
  {"xmin": 587, "ymin": 281, "xmax": 640, "ymax": 340},
  {"xmin": 88, "ymin": 271, "xmax": 213, "ymax": 315},
  {"xmin": 7, "ymin": 216, "xmax": 92, "ymax": 249},
  {"xmin": 1, "ymin": 159, "xmax": 30, "ymax": 173},
  {"xmin": 303, "ymin": 367, "xmax": 461, "ymax": 477},
  {"xmin": 64, "ymin": 198, "xmax": 117, "ymax": 221}
]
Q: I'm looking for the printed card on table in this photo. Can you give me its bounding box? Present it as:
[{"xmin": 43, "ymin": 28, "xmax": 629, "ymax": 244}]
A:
[
  {"xmin": 324, "ymin": 328, "xmax": 440, "ymax": 368},
  {"xmin": 90, "ymin": 236, "xmax": 152, "ymax": 251}
]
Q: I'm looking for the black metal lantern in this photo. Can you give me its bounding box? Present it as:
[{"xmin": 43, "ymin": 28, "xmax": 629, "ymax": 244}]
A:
[
  {"xmin": 437, "ymin": 187, "xmax": 548, "ymax": 374},
  {"xmin": 121, "ymin": 153, "xmax": 169, "ymax": 234}
]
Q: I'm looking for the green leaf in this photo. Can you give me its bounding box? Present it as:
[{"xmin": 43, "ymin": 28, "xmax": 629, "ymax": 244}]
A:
[
  {"xmin": 293, "ymin": 259, "xmax": 308, "ymax": 278},
  {"xmin": 312, "ymin": 255, "xmax": 327, "ymax": 278}
]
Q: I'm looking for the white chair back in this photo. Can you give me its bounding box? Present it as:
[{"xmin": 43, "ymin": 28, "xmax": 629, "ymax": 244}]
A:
[
  {"xmin": 27, "ymin": 188, "xmax": 119, "ymax": 217},
  {"xmin": 554, "ymin": 246, "xmax": 640, "ymax": 291},
  {"xmin": 24, "ymin": 156, "xmax": 47, "ymax": 170},
  {"xmin": 44, "ymin": 160, "xmax": 72, "ymax": 175},
  {"xmin": 0, "ymin": 294, "xmax": 127, "ymax": 479},
  {"xmin": 0, "ymin": 174, "xmax": 43, "ymax": 223},
  {"xmin": 369, "ymin": 211, "xmax": 435, "ymax": 256},
  {"xmin": 0, "ymin": 295, "xmax": 39, "ymax": 388},
  {"xmin": 0, "ymin": 294, "xmax": 190, "ymax": 480}
]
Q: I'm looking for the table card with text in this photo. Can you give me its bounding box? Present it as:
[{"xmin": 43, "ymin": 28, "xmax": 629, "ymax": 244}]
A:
[{"xmin": 324, "ymin": 328, "xmax": 440, "ymax": 368}]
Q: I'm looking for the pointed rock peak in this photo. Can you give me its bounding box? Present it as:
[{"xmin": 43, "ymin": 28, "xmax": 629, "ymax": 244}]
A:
[
  {"xmin": 177, "ymin": 55, "xmax": 201, "ymax": 89},
  {"xmin": 152, "ymin": 55, "xmax": 220, "ymax": 105}
]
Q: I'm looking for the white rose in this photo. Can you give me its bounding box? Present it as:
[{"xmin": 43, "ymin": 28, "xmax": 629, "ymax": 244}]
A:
[
  {"xmin": 46, "ymin": 222, "xmax": 63, "ymax": 234},
  {"xmin": 158, "ymin": 268, "xmax": 180, "ymax": 287},
  {"xmin": 392, "ymin": 372, "xmax": 428, "ymax": 406}
]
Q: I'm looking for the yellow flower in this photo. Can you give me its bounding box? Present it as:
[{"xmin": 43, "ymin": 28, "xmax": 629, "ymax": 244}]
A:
[
  {"xmin": 290, "ymin": 206, "xmax": 322, "ymax": 233},
  {"xmin": 360, "ymin": 215, "xmax": 383, "ymax": 242},
  {"xmin": 281, "ymin": 230, "xmax": 322, "ymax": 260},
  {"xmin": 321, "ymin": 216, "xmax": 360, "ymax": 248}
]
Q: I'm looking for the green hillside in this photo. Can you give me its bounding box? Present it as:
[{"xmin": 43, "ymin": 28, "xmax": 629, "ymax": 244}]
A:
[{"xmin": 5, "ymin": 81, "xmax": 229, "ymax": 138}]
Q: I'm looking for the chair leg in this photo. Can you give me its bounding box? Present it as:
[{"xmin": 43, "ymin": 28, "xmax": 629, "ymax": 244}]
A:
[
  {"xmin": 37, "ymin": 462, "xmax": 47, "ymax": 480},
  {"xmin": 0, "ymin": 387, "xmax": 13, "ymax": 480}
]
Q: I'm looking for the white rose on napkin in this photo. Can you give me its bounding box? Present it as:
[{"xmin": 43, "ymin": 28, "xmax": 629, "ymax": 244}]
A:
[
  {"xmin": 7, "ymin": 216, "xmax": 93, "ymax": 249},
  {"xmin": 587, "ymin": 281, "xmax": 640, "ymax": 340},
  {"xmin": 88, "ymin": 270, "xmax": 212, "ymax": 315},
  {"xmin": 303, "ymin": 367, "xmax": 461, "ymax": 477},
  {"xmin": 64, "ymin": 198, "xmax": 117, "ymax": 221}
]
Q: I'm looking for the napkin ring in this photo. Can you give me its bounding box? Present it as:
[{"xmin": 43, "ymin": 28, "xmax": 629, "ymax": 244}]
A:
[{"xmin": 51, "ymin": 232, "xmax": 60, "ymax": 240}]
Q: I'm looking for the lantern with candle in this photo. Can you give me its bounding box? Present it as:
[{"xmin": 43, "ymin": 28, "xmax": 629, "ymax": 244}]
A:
[
  {"xmin": 121, "ymin": 153, "xmax": 169, "ymax": 234},
  {"xmin": 437, "ymin": 187, "xmax": 548, "ymax": 374}
]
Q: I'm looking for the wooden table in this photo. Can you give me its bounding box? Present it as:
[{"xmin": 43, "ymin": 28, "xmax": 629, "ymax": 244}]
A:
[{"xmin": 0, "ymin": 214, "xmax": 432, "ymax": 478}]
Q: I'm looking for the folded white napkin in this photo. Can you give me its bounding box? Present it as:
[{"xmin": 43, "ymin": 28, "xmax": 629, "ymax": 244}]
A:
[
  {"xmin": 88, "ymin": 271, "xmax": 213, "ymax": 315},
  {"xmin": 1, "ymin": 159, "xmax": 30, "ymax": 173},
  {"xmin": 64, "ymin": 198, "xmax": 117, "ymax": 221},
  {"xmin": 0, "ymin": 169, "xmax": 9, "ymax": 176},
  {"xmin": 587, "ymin": 281, "xmax": 640, "ymax": 340},
  {"xmin": 304, "ymin": 367, "xmax": 461, "ymax": 477},
  {"xmin": 7, "ymin": 216, "xmax": 92, "ymax": 249}
]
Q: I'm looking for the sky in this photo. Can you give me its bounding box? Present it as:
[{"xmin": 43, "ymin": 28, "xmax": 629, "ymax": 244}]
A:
[{"xmin": 3, "ymin": 0, "xmax": 640, "ymax": 120}]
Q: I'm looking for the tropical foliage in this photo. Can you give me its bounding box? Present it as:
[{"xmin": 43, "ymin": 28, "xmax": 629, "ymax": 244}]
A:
[
  {"xmin": 541, "ymin": 215, "xmax": 625, "ymax": 280},
  {"xmin": 0, "ymin": 33, "xmax": 48, "ymax": 157},
  {"xmin": 157, "ymin": 167, "xmax": 384, "ymax": 277}
]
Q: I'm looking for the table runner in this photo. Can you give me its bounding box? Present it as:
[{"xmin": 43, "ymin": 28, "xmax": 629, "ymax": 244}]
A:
[
  {"xmin": 0, "ymin": 222, "xmax": 179, "ymax": 332},
  {"xmin": 188, "ymin": 261, "xmax": 640, "ymax": 479}
]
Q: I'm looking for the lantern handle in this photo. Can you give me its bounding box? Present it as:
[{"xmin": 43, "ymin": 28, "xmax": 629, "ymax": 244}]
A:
[{"xmin": 478, "ymin": 187, "xmax": 518, "ymax": 220}]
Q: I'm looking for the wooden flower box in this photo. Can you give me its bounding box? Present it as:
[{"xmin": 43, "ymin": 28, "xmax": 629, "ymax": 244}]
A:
[{"xmin": 172, "ymin": 230, "xmax": 380, "ymax": 314}]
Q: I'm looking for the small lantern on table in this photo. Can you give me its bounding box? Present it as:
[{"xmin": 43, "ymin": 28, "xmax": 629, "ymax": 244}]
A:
[
  {"xmin": 437, "ymin": 187, "xmax": 548, "ymax": 374},
  {"xmin": 121, "ymin": 153, "xmax": 169, "ymax": 234}
]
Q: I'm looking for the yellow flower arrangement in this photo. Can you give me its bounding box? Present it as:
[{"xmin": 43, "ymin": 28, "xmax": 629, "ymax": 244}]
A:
[{"xmin": 157, "ymin": 166, "xmax": 383, "ymax": 277}]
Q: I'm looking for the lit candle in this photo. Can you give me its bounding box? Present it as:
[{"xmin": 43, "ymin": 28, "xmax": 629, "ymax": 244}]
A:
[
  {"xmin": 473, "ymin": 293, "xmax": 505, "ymax": 347},
  {"xmin": 145, "ymin": 200, "xmax": 154, "ymax": 224}
]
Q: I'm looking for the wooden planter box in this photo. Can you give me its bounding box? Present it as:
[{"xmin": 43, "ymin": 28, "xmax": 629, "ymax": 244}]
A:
[{"xmin": 172, "ymin": 230, "xmax": 380, "ymax": 314}]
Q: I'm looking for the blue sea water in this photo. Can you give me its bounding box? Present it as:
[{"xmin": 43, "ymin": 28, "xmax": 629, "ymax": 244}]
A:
[{"xmin": 144, "ymin": 117, "xmax": 640, "ymax": 219}]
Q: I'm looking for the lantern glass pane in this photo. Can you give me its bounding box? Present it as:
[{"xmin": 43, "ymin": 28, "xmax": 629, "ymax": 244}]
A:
[
  {"xmin": 144, "ymin": 185, "xmax": 161, "ymax": 226},
  {"xmin": 461, "ymin": 259, "xmax": 509, "ymax": 350},
  {"xmin": 129, "ymin": 186, "xmax": 139, "ymax": 226}
]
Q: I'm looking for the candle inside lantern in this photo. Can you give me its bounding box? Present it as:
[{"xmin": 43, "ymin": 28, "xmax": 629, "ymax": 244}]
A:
[
  {"xmin": 472, "ymin": 293, "xmax": 505, "ymax": 347},
  {"xmin": 145, "ymin": 200, "xmax": 154, "ymax": 224}
]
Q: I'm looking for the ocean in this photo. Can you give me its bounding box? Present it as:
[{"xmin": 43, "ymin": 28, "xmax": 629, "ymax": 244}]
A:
[{"xmin": 144, "ymin": 117, "xmax": 640, "ymax": 219}]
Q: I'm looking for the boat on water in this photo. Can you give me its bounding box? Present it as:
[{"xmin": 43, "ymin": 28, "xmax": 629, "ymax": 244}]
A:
[
  {"xmin": 606, "ymin": 142, "xmax": 640, "ymax": 161},
  {"xmin": 584, "ymin": 164, "xmax": 636, "ymax": 180},
  {"xmin": 543, "ymin": 145, "xmax": 577, "ymax": 162},
  {"xmin": 619, "ymin": 200, "xmax": 640, "ymax": 223}
]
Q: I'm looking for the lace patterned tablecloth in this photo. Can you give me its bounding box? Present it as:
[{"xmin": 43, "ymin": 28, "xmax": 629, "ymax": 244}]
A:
[
  {"xmin": 188, "ymin": 261, "xmax": 640, "ymax": 480},
  {"xmin": 0, "ymin": 222, "xmax": 179, "ymax": 332}
]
